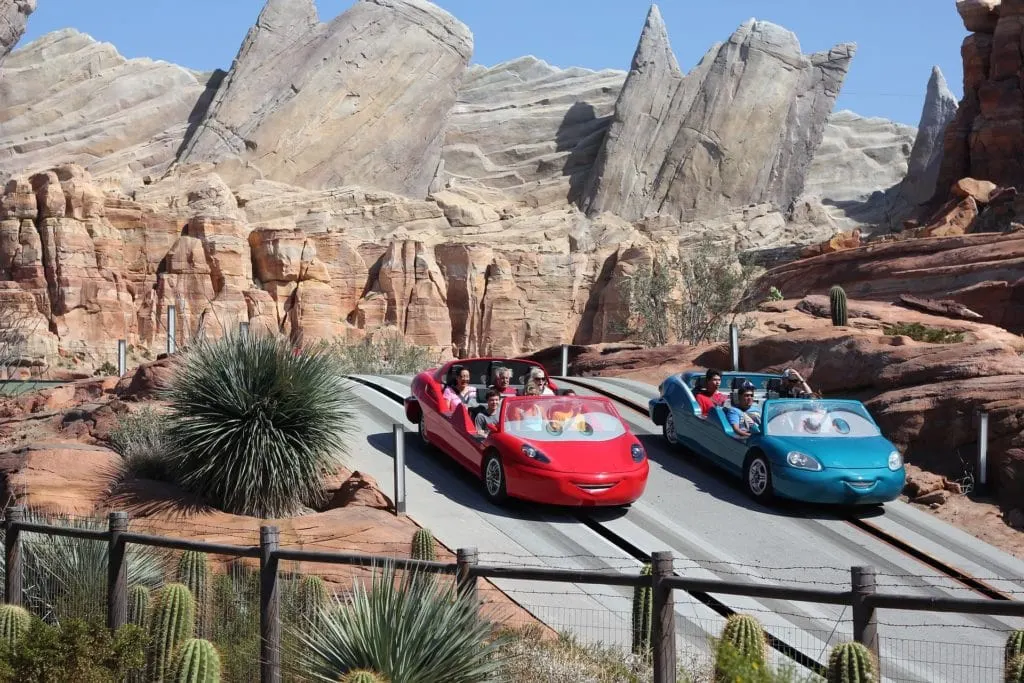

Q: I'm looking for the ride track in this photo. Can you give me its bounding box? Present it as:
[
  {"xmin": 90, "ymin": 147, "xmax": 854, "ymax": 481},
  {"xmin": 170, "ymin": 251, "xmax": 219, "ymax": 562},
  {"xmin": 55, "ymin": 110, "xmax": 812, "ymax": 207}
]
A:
[{"xmin": 344, "ymin": 373, "xmax": 1024, "ymax": 682}]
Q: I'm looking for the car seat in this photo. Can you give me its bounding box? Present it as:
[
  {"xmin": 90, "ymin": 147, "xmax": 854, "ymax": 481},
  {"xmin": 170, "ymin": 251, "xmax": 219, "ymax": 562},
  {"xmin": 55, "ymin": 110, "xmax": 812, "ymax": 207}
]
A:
[
  {"xmin": 692, "ymin": 376, "xmax": 707, "ymax": 393},
  {"xmin": 765, "ymin": 378, "xmax": 783, "ymax": 399}
]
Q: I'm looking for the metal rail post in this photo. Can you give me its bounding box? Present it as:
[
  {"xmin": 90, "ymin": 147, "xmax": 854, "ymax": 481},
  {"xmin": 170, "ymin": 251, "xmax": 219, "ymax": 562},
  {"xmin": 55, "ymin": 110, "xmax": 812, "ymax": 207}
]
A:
[
  {"xmin": 117, "ymin": 339, "xmax": 126, "ymax": 377},
  {"xmin": 852, "ymin": 566, "xmax": 878, "ymax": 661},
  {"xmin": 393, "ymin": 423, "xmax": 407, "ymax": 515},
  {"xmin": 456, "ymin": 547, "xmax": 479, "ymax": 605},
  {"xmin": 561, "ymin": 344, "xmax": 569, "ymax": 377},
  {"xmin": 167, "ymin": 305, "xmax": 177, "ymax": 355},
  {"xmin": 260, "ymin": 525, "xmax": 281, "ymax": 683},
  {"xmin": 730, "ymin": 323, "xmax": 740, "ymax": 371},
  {"xmin": 651, "ymin": 550, "xmax": 676, "ymax": 683},
  {"xmin": 978, "ymin": 409, "xmax": 989, "ymax": 490},
  {"xmin": 107, "ymin": 511, "xmax": 128, "ymax": 630},
  {"xmin": 4, "ymin": 505, "xmax": 24, "ymax": 605}
]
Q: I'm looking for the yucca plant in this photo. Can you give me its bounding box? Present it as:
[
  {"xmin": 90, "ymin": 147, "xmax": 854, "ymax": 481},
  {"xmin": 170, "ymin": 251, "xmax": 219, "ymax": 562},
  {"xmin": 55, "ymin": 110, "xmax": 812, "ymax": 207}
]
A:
[
  {"xmin": 163, "ymin": 332, "xmax": 357, "ymax": 517},
  {"xmin": 290, "ymin": 562, "xmax": 508, "ymax": 683}
]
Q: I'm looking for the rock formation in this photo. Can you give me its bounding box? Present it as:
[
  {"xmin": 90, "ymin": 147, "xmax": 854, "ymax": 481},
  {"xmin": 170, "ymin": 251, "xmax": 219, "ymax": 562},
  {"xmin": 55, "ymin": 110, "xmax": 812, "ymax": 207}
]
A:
[
  {"xmin": 582, "ymin": 7, "xmax": 855, "ymax": 223},
  {"xmin": 176, "ymin": 0, "xmax": 473, "ymax": 197},
  {"xmin": 0, "ymin": 0, "xmax": 34, "ymax": 61}
]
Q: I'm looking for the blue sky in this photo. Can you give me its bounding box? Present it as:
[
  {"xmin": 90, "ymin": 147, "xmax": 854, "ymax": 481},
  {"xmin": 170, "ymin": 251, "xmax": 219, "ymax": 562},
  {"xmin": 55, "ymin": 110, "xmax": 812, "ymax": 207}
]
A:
[{"xmin": 17, "ymin": 1, "xmax": 965, "ymax": 127}]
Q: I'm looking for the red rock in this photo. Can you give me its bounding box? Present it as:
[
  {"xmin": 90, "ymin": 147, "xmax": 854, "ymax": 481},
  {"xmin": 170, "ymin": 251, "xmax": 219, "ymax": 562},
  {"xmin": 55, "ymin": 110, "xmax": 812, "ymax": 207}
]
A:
[
  {"xmin": 116, "ymin": 356, "xmax": 176, "ymax": 400},
  {"xmin": 954, "ymin": 177, "xmax": 999, "ymax": 203}
]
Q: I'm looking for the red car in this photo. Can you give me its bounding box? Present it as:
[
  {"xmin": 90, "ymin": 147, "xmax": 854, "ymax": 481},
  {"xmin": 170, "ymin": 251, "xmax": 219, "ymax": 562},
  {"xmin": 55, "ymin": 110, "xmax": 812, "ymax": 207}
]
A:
[{"xmin": 404, "ymin": 358, "xmax": 649, "ymax": 506}]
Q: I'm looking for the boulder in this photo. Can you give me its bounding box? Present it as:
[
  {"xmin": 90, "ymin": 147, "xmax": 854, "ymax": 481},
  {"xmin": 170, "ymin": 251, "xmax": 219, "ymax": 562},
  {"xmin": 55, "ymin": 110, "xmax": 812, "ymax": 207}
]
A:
[
  {"xmin": 957, "ymin": 0, "xmax": 1001, "ymax": 33},
  {"xmin": 0, "ymin": 0, "xmax": 34, "ymax": 61}
]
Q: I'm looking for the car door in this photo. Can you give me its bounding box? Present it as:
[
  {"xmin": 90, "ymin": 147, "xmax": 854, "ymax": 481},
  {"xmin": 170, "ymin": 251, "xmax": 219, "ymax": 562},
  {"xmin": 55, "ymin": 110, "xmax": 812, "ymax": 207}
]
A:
[{"xmin": 438, "ymin": 402, "xmax": 486, "ymax": 472}]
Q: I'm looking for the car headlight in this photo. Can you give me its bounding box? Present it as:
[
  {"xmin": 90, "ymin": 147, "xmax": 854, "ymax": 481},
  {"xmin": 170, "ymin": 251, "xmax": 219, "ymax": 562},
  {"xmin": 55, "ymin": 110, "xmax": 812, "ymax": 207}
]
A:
[
  {"xmin": 521, "ymin": 444, "xmax": 550, "ymax": 464},
  {"xmin": 786, "ymin": 451, "xmax": 823, "ymax": 471},
  {"xmin": 631, "ymin": 443, "xmax": 645, "ymax": 463},
  {"xmin": 888, "ymin": 450, "xmax": 903, "ymax": 471}
]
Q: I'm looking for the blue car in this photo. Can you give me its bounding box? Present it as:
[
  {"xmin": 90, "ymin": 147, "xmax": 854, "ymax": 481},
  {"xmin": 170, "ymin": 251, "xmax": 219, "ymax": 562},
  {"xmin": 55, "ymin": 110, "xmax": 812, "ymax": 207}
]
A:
[{"xmin": 648, "ymin": 371, "xmax": 906, "ymax": 505}]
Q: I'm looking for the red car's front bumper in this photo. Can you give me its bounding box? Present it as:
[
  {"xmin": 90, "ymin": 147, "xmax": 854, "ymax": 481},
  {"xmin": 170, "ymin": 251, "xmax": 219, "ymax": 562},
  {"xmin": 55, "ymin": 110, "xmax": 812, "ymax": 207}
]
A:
[{"xmin": 504, "ymin": 461, "xmax": 649, "ymax": 507}]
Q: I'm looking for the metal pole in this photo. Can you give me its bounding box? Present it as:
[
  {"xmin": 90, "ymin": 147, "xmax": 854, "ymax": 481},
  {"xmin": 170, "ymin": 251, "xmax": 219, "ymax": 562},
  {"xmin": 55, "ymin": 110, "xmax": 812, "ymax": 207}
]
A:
[
  {"xmin": 561, "ymin": 344, "xmax": 568, "ymax": 377},
  {"xmin": 851, "ymin": 566, "xmax": 878, "ymax": 661},
  {"xmin": 260, "ymin": 525, "xmax": 281, "ymax": 683},
  {"xmin": 240, "ymin": 321, "xmax": 250, "ymax": 337},
  {"xmin": 651, "ymin": 550, "xmax": 676, "ymax": 683},
  {"xmin": 167, "ymin": 305, "xmax": 177, "ymax": 355},
  {"xmin": 107, "ymin": 511, "xmax": 128, "ymax": 630},
  {"xmin": 978, "ymin": 410, "xmax": 989, "ymax": 488},
  {"xmin": 4, "ymin": 505, "xmax": 24, "ymax": 605},
  {"xmin": 456, "ymin": 547, "xmax": 479, "ymax": 604},
  {"xmin": 730, "ymin": 323, "xmax": 739, "ymax": 371},
  {"xmin": 393, "ymin": 423, "xmax": 406, "ymax": 515}
]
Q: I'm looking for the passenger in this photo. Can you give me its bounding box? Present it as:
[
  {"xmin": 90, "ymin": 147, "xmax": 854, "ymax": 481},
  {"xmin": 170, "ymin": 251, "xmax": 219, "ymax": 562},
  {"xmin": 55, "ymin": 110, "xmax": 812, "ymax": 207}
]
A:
[
  {"xmin": 725, "ymin": 382, "xmax": 761, "ymax": 439},
  {"xmin": 455, "ymin": 367, "xmax": 476, "ymax": 405},
  {"xmin": 778, "ymin": 368, "xmax": 813, "ymax": 398},
  {"xmin": 509, "ymin": 382, "xmax": 545, "ymax": 424},
  {"xmin": 441, "ymin": 364, "xmax": 465, "ymax": 416},
  {"xmin": 490, "ymin": 366, "xmax": 517, "ymax": 396},
  {"xmin": 695, "ymin": 368, "xmax": 727, "ymax": 416},
  {"xmin": 527, "ymin": 367, "xmax": 555, "ymax": 395},
  {"xmin": 474, "ymin": 389, "xmax": 502, "ymax": 438}
]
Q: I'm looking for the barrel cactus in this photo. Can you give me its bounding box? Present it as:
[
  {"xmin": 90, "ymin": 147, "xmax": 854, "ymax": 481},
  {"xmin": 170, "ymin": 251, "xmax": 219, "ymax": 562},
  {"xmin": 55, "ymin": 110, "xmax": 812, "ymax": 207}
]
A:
[
  {"xmin": 411, "ymin": 528, "xmax": 437, "ymax": 561},
  {"xmin": 147, "ymin": 583, "xmax": 197, "ymax": 682},
  {"xmin": 827, "ymin": 641, "xmax": 877, "ymax": 683},
  {"xmin": 1008, "ymin": 631, "xmax": 1024, "ymax": 668},
  {"xmin": 0, "ymin": 604, "xmax": 31, "ymax": 648},
  {"xmin": 171, "ymin": 638, "xmax": 221, "ymax": 683},
  {"xmin": 128, "ymin": 585, "xmax": 152, "ymax": 630},
  {"xmin": 296, "ymin": 575, "xmax": 330, "ymax": 628},
  {"xmin": 631, "ymin": 563, "xmax": 653, "ymax": 655},
  {"xmin": 714, "ymin": 613, "xmax": 767, "ymax": 676},
  {"xmin": 829, "ymin": 285, "xmax": 848, "ymax": 326},
  {"xmin": 341, "ymin": 671, "xmax": 388, "ymax": 683},
  {"xmin": 1007, "ymin": 654, "xmax": 1024, "ymax": 683},
  {"xmin": 176, "ymin": 551, "xmax": 210, "ymax": 635}
]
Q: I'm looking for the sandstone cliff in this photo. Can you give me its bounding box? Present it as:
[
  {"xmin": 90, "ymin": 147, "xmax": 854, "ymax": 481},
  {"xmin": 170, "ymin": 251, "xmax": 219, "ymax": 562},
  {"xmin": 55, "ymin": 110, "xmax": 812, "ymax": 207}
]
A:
[{"xmin": 0, "ymin": 0, "xmax": 33, "ymax": 61}]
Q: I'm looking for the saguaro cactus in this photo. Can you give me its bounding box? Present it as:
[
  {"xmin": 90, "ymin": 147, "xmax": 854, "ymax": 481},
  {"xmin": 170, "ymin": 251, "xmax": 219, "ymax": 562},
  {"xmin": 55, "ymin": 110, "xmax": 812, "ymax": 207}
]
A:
[
  {"xmin": 829, "ymin": 285, "xmax": 848, "ymax": 326},
  {"xmin": 411, "ymin": 528, "xmax": 437, "ymax": 561},
  {"xmin": 1007, "ymin": 654, "xmax": 1024, "ymax": 683},
  {"xmin": 631, "ymin": 563, "xmax": 653, "ymax": 655},
  {"xmin": 176, "ymin": 551, "xmax": 210, "ymax": 635},
  {"xmin": 0, "ymin": 604, "xmax": 31, "ymax": 648},
  {"xmin": 714, "ymin": 613, "xmax": 767, "ymax": 678},
  {"xmin": 827, "ymin": 641, "xmax": 877, "ymax": 683},
  {"xmin": 171, "ymin": 638, "xmax": 222, "ymax": 683},
  {"xmin": 296, "ymin": 574, "xmax": 329, "ymax": 627},
  {"xmin": 128, "ymin": 585, "xmax": 152, "ymax": 630},
  {"xmin": 147, "ymin": 583, "xmax": 197, "ymax": 682},
  {"xmin": 1008, "ymin": 631, "xmax": 1024, "ymax": 668}
]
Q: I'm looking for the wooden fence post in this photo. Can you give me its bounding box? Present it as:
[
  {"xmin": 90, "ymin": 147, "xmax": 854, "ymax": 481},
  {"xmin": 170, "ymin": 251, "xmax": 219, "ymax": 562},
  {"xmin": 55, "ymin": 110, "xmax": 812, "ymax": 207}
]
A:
[
  {"xmin": 4, "ymin": 505, "xmax": 24, "ymax": 606},
  {"xmin": 260, "ymin": 525, "xmax": 281, "ymax": 683},
  {"xmin": 852, "ymin": 565, "xmax": 878, "ymax": 661},
  {"xmin": 456, "ymin": 547, "xmax": 478, "ymax": 605},
  {"xmin": 107, "ymin": 511, "xmax": 128, "ymax": 630},
  {"xmin": 651, "ymin": 550, "xmax": 676, "ymax": 683}
]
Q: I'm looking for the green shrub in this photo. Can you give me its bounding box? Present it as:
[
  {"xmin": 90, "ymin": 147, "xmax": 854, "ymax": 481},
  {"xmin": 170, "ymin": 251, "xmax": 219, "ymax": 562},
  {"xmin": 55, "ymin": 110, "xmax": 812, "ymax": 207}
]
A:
[
  {"xmin": 767, "ymin": 286, "xmax": 784, "ymax": 302},
  {"xmin": 0, "ymin": 617, "xmax": 147, "ymax": 682},
  {"xmin": 94, "ymin": 360, "xmax": 118, "ymax": 377},
  {"xmin": 163, "ymin": 332, "xmax": 356, "ymax": 517},
  {"xmin": 323, "ymin": 330, "xmax": 436, "ymax": 375},
  {"xmin": 108, "ymin": 407, "xmax": 174, "ymax": 482},
  {"xmin": 882, "ymin": 322, "xmax": 965, "ymax": 344},
  {"xmin": 291, "ymin": 562, "xmax": 507, "ymax": 683}
]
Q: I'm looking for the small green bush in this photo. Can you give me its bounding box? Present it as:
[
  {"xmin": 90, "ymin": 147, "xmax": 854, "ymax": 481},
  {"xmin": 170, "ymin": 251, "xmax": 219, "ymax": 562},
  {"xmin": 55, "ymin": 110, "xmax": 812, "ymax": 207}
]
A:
[
  {"xmin": 108, "ymin": 407, "xmax": 174, "ymax": 482},
  {"xmin": 0, "ymin": 617, "xmax": 147, "ymax": 682},
  {"xmin": 882, "ymin": 322, "xmax": 965, "ymax": 344},
  {"xmin": 767, "ymin": 286, "xmax": 784, "ymax": 302},
  {"xmin": 94, "ymin": 361, "xmax": 118, "ymax": 377}
]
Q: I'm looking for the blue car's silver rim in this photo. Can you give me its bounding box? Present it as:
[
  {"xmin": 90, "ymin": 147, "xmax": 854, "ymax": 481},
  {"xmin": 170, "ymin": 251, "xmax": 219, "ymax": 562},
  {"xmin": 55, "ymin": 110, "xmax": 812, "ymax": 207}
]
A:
[
  {"xmin": 485, "ymin": 458, "xmax": 503, "ymax": 497},
  {"xmin": 664, "ymin": 410, "xmax": 678, "ymax": 445},
  {"xmin": 748, "ymin": 458, "xmax": 769, "ymax": 496}
]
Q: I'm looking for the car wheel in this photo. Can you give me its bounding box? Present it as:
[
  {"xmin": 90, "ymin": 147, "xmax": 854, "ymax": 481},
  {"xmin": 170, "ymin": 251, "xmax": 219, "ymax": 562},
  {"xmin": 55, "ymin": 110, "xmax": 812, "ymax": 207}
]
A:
[
  {"xmin": 744, "ymin": 453, "xmax": 774, "ymax": 502},
  {"xmin": 663, "ymin": 409, "xmax": 679, "ymax": 446},
  {"xmin": 418, "ymin": 419, "xmax": 434, "ymax": 450},
  {"xmin": 482, "ymin": 452, "xmax": 508, "ymax": 504}
]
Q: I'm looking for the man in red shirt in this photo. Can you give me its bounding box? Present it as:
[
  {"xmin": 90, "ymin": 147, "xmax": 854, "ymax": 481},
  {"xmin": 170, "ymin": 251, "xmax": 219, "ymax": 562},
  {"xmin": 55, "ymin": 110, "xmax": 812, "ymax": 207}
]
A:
[{"xmin": 695, "ymin": 369, "xmax": 727, "ymax": 416}]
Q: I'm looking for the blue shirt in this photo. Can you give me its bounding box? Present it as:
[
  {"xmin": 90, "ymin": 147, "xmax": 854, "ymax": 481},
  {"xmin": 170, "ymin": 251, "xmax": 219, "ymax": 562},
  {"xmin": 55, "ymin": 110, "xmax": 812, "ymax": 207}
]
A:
[{"xmin": 726, "ymin": 405, "xmax": 761, "ymax": 432}]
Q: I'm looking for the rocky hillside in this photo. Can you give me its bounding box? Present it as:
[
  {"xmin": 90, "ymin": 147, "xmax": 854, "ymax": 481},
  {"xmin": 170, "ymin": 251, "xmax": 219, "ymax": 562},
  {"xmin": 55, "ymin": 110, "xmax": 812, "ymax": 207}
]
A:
[{"xmin": 0, "ymin": 0, "xmax": 956, "ymax": 372}]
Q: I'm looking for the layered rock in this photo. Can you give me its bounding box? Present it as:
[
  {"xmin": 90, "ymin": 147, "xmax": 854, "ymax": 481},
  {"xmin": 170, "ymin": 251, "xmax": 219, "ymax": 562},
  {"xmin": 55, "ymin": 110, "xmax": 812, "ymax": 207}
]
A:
[
  {"xmin": 0, "ymin": 30, "xmax": 220, "ymax": 185},
  {"xmin": 0, "ymin": 0, "xmax": 33, "ymax": 60},
  {"xmin": 583, "ymin": 7, "xmax": 855, "ymax": 223},
  {"xmin": 176, "ymin": 0, "xmax": 473, "ymax": 197}
]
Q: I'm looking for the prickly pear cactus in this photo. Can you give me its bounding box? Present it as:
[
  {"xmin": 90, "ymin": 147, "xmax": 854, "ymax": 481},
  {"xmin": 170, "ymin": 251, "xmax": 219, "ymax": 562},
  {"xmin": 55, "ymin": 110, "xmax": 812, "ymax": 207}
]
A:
[
  {"xmin": 171, "ymin": 638, "xmax": 221, "ymax": 683},
  {"xmin": 147, "ymin": 583, "xmax": 197, "ymax": 683},
  {"xmin": 411, "ymin": 528, "xmax": 437, "ymax": 561},
  {"xmin": 176, "ymin": 551, "xmax": 210, "ymax": 636},
  {"xmin": 1008, "ymin": 654, "xmax": 1024, "ymax": 683},
  {"xmin": 826, "ymin": 641, "xmax": 877, "ymax": 683},
  {"xmin": 340, "ymin": 670, "xmax": 387, "ymax": 683},
  {"xmin": 829, "ymin": 285, "xmax": 848, "ymax": 327},
  {"xmin": 631, "ymin": 563, "xmax": 653, "ymax": 655},
  {"xmin": 714, "ymin": 613, "xmax": 767, "ymax": 677},
  {"xmin": 128, "ymin": 585, "xmax": 152, "ymax": 630},
  {"xmin": 1008, "ymin": 631, "xmax": 1024, "ymax": 668},
  {"xmin": 0, "ymin": 604, "xmax": 31, "ymax": 648}
]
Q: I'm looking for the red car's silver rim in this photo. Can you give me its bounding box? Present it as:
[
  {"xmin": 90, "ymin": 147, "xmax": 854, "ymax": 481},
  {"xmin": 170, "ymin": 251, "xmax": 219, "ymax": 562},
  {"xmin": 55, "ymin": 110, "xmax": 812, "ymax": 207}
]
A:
[
  {"xmin": 485, "ymin": 458, "xmax": 502, "ymax": 497},
  {"xmin": 664, "ymin": 411, "xmax": 678, "ymax": 444},
  {"xmin": 748, "ymin": 458, "xmax": 769, "ymax": 496}
]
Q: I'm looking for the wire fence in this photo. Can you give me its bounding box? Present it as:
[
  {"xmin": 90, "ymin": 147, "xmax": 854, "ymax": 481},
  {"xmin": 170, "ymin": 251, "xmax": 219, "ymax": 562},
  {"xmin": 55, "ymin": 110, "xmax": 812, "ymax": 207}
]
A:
[{"xmin": 3, "ymin": 506, "xmax": 1024, "ymax": 682}]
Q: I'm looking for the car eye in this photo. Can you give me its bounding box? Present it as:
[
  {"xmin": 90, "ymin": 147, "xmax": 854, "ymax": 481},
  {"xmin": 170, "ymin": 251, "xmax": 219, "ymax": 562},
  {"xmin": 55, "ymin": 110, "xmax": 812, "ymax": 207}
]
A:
[
  {"xmin": 521, "ymin": 444, "xmax": 550, "ymax": 463},
  {"xmin": 631, "ymin": 444, "xmax": 645, "ymax": 462},
  {"xmin": 786, "ymin": 451, "xmax": 823, "ymax": 471}
]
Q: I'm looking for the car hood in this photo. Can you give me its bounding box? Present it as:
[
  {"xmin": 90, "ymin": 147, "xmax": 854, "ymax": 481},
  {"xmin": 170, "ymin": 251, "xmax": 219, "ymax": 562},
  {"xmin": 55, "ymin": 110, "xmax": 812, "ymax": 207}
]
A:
[
  {"xmin": 518, "ymin": 436, "xmax": 640, "ymax": 474},
  {"xmin": 768, "ymin": 436, "xmax": 897, "ymax": 470}
]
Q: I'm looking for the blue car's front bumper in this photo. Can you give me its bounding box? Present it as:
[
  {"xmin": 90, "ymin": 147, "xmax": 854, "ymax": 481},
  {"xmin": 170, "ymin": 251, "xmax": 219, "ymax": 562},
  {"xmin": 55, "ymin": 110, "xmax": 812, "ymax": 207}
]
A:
[{"xmin": 772, "ymin": 466, "xmax": 906, "ymax": 505}]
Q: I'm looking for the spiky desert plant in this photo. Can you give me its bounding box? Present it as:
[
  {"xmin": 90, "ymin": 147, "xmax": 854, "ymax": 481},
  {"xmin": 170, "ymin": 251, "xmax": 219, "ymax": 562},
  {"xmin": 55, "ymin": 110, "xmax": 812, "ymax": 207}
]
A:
[
  {"xmin": 714, "ymin": 613, "xmax": 767, "ymax": 679},
  {"xmin": 128, "ymin": 585, "xmax": 152, "ymax": 630},
  {"xmin": 171, "ymin": 638, "xmax": 221, "ymax": 683},
  {"xmin": 1008, "ymin": 654, "xmax": 1024, "ymax": 683},
  {"xmin": 340, "ymin": 670, "xmax": 388, "ymax": 683},
  {"xmin": 290, "ymin": 561, "xmax": 508, "ymax": 683},
  {"xmin": 827, "ymin": 641, "xmax": 877, "ymax": 683},
  {"xmin": 1009, "ymin": 631, "xmax": 1024, "ymax": 669},
  {"xmin": 631, "ymin": 563, "xmax": 652, "ymax": 656},
  {"xmin": 829, "ymin": 285, "xmax": 848, "ymax": 326},
  {"xmin": 147, "ymin": 583, "xmax": 197, "ymax": 683},
  {"xmin": 411, "ymin": 528, "xmax": 437, "ymax": 562},
  {"xmin": 295, "ymin": 575, "xmax": 329, "ymax": 627},
  {"xmin": 163, "ymin": 332, "xmax": 356, "ymax": 517},
  {"xmin": 0, "ymin": 604, "xmax": 30, "ymax": 648},
  {"xmin": 176, "ymin": 551, "xmax": 210, "ymax": 636}
]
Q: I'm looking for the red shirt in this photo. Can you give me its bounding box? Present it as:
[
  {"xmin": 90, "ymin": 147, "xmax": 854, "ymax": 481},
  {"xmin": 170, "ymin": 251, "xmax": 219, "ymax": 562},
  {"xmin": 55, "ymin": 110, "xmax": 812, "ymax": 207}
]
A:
[{"xmin": 696, "ymin": 391, "xmax": 726, "ymax": 416}]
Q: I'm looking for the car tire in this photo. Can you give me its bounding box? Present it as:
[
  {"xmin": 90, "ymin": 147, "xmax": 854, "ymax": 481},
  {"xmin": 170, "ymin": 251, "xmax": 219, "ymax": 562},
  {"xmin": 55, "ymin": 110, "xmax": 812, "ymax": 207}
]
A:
[
  {"xmin": 663, "ymin": 409, "xmax": 680, "ymax": 447},
  {"xmin": 418, "ymin": 419, "xmax": 434, "ymax": 451},
  {"xmin": 743, "ymin": 452, "xmax": 774, "ymax": 502},
  {"xmin": 482, "ymin": 452, "xmax": 508, "ymax": 504}
]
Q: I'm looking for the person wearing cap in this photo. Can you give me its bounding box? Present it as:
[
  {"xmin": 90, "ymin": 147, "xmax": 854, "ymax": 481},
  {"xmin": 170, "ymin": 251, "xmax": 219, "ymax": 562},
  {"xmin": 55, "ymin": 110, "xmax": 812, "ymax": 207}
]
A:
[
  {"xmin": 779, "ymin": 368, "xmax": 813, "ymax": 398},
  {"xmin": 725, "ymin": 381, "xmax": 761, "ymax": 438}
]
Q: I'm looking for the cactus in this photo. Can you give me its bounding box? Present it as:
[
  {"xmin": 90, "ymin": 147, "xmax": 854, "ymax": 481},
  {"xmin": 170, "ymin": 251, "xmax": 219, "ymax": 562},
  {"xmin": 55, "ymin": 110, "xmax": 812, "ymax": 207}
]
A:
[
  {"xmin": 826, "ymin": 641, "xmax": 877, "ymax": 683},
  {"xmin": 147, "ymin": 583, "xmax": 197, "ymax": 683},
  {"xmin": 171, "ymin": 638, "xmax": 221, "ymax": 683},
  {"xmin": 1008, "ymin": 631, "xmax": 1024, "ymax": 668},
  {"xmin": 128, "ymin": 585, "xmax": 152, "ymax": 630},
  {"xmin": 0, "ymin": 604, "xmax": 31, "ymax": 648},
  {"xmin": 631, "ymin": 563, "xmax": 653, "ymax": 655},
  {"xmin": 714, "ymin": 613, "xmax": 767, "ymax": 677},
  {"xmin": 829, "ymin": 285, "xmax": 848, "ymax": 327},
  {"xmin": 340, "ymin": 670, "xmax": 387, "ymax": 683},
  {"xmin": 176, "ymin": 551, "xmax": 210, "ymax": 636},
  {"xmin": 295, "ymin": 575, "xmax": 329, "ymax": 626},
  {"xmin": 411, "ymin": 528, "xmax": 437, "ymax": 561},
  {"xmin": 1007, "ymin": 654, "xmax": 1024, "ymax": 683}
]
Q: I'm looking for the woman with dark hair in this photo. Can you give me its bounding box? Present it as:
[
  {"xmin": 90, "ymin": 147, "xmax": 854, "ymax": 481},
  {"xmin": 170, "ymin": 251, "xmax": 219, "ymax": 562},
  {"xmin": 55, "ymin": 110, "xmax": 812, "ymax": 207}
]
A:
[{"xmin": 441, "ymin": 364, "xmax": 466, "ymax": 416}]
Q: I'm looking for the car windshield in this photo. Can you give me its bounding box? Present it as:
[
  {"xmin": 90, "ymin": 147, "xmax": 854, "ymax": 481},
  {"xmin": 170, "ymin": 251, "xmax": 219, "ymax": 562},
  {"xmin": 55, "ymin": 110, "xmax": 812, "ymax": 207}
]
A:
[
  {"xmin": 502, "ymin": 397, "xmax": 626, "ymax": 442},
  {"xmin": 763, "ymin": 400, "xmax": 880, "ymax": 438}
]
